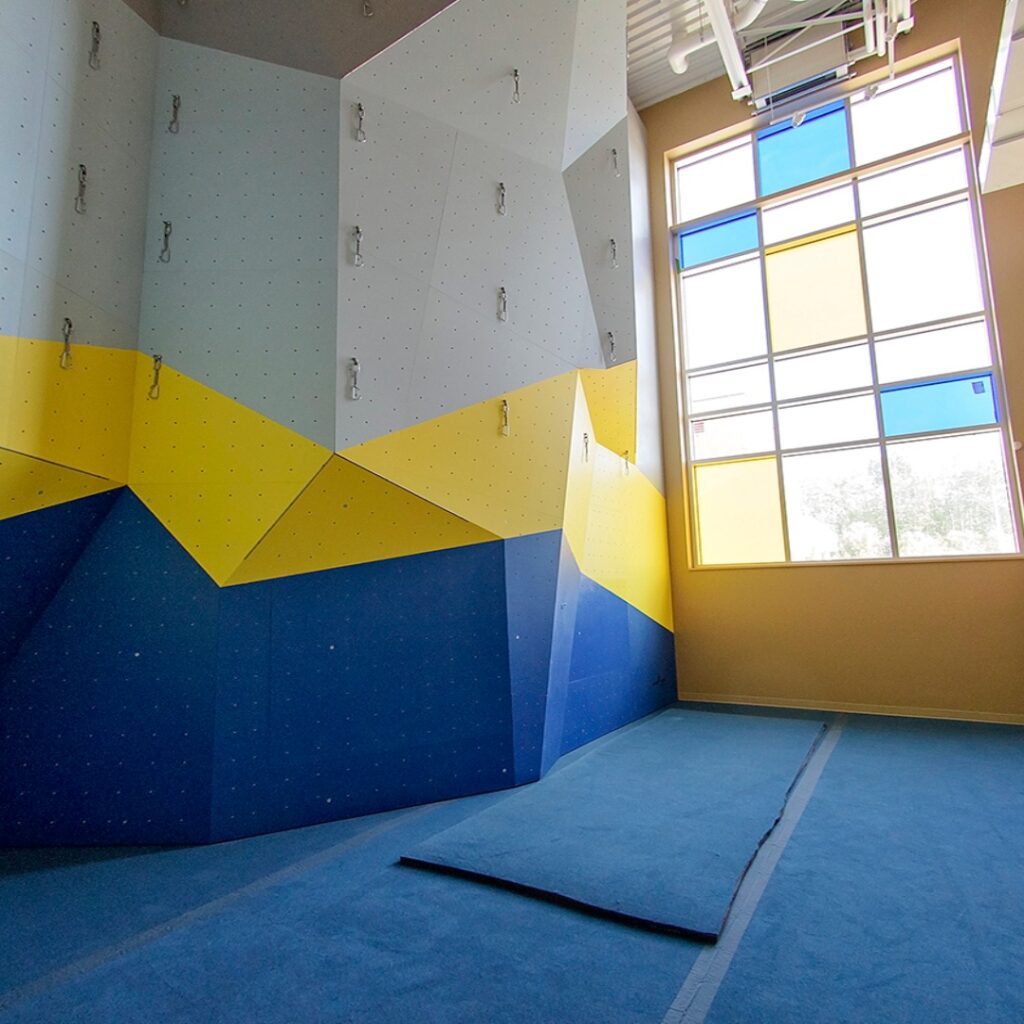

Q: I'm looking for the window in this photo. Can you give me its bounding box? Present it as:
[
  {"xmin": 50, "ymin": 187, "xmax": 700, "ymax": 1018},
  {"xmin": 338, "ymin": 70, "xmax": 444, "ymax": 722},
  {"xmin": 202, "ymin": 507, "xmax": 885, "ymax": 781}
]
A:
[{"xmin": 673, "ymin": 59, "xmax": 1021, "ymax": 565}]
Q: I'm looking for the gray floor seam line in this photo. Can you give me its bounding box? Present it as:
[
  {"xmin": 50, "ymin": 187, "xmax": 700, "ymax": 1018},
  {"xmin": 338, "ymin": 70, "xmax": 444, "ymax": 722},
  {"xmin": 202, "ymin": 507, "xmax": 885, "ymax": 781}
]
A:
[
  {"xmin": 660, "ymin": 715, "xmax": 848, "ymax": 1024},
  {"xmin": 0, "ymin": 804, "xmax": 435, "ymax": 1013}
]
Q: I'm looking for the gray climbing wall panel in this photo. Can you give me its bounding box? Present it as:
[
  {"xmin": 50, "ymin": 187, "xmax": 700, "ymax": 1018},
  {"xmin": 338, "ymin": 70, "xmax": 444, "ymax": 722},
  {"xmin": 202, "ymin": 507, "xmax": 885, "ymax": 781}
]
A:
[
  {"xmin": 334, "ymin": 0, "xmax": 633, "ymax": 449},
  {"xmin": 4, "ymin": 0, "xmax": 157, "ymax": 349},
  {"xmin": 564, "ymin": 117, "xmax": 638, "ymax": 368},
  {"xmin": 627, "ymin": 104, "xmax": 665, "ymax": 494},
  {"xmin": 430, "ymin": 132, "xmax": 597, "ymax": 368},
  {"xmin": 334, "ymin": 83, "xmax": 603, "ymax": 448},
  {"xmin": 562, "ymin": 0, "xmax": 627, "ymax": 171},
  {"xmin": 342, "ymin": 0, "xmax": 580, "ymax": 172},
  {"xmin": 139, "ymin": 39, "xmax": 339, "ymax": 447}
]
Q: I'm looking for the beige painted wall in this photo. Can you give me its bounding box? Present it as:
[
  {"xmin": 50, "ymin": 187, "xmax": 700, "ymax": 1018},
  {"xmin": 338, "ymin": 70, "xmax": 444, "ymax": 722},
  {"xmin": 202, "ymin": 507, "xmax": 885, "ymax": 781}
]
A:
[{"xmin": 640, "ymin": 0, "xmax": 1024, "ymax": 723}]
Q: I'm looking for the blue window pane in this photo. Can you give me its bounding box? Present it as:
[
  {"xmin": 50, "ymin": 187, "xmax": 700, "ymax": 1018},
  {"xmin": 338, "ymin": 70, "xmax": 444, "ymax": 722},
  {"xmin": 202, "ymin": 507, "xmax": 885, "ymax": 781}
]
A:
[
  {"xmin": 679, "ymin": 211, "xmax": 759, "ymax": 269},
  {"xmin": 880, "ymin": 374, "xmax": 999, "ymax": 437},
  {"xmin": 757, "ymin": 101, "xmax": 852, "ymax": 196}
]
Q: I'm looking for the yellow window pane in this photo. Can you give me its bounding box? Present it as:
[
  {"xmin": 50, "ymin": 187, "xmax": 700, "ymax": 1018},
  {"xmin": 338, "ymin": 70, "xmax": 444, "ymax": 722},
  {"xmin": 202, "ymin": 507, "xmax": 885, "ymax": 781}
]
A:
[
  {"xmin": 693, "ymin": 457, "xmax": 785, "ymax": 565},
  {"xmin": 765, "ymin": 227, "xmax": 867, "ymax": 352}
]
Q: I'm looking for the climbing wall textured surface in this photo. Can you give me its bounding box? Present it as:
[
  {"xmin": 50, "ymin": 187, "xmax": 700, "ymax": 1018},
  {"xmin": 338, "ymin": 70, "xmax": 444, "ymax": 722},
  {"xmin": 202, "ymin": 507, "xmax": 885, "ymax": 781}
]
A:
[
  {"xmin": 3, "ymin": 0, "xmax": 158, "ymax": 353},
  {"xmin": 139, "ymin": 38, "xmax": 340, "ymax": 447},
  {"xmin": 0, "ymin": 0, "xmax": 675, "ymax": 846}
]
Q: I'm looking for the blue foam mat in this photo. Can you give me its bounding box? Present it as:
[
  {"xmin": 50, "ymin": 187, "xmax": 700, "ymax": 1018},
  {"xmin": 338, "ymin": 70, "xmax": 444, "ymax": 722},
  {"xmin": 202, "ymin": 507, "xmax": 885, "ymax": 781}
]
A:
[
  {"xmin": 402, "ymin": 707, "xmax": 825, "ymax": 939},
  {"xmin": 0, "ymin": 795, "xmax": 702, "ymax": 1024},
  {"xmin": 703, "ymin": 716, "xmax": 1024, "ymax": 1024}
]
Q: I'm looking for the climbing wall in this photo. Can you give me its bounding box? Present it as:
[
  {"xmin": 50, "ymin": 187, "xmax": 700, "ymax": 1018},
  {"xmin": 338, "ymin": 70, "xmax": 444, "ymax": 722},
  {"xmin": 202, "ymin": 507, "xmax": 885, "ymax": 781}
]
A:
[
  {"xmin": 4, "ymin": 0, "xmax": 157, "ymax": 353},
  {"xmin": 0, "ymin": 0, "xmax": 158, "ymax": 680},
  {"xmin": 336, "ymin": 0, "xmax": 609, "ymax": 449},
  {"xmin": 139, "ymin": 38, "xmax": 340, "ymax": 447},
  {"xmin": 0, "ymin": 0, "xmax": 676, "ymax": 846},
  {"xmin": 563, "ymin": 0, "xmax": 628, "ymax": 170},
  {"xmin": 565, "ymin": 117, "xmax": 638, "ymax": 367}
]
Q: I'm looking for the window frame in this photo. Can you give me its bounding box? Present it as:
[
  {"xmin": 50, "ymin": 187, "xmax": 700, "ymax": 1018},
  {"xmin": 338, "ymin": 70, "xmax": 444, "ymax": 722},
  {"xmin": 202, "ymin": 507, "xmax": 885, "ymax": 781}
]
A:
[{"xmin": 669, "ymin": 56, "xmax": 1024, "ymax": 569}]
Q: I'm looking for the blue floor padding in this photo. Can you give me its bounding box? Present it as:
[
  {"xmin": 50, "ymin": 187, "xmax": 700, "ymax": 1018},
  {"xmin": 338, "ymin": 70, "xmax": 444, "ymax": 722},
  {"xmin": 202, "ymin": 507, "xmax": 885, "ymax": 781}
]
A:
[
  {"xmin": 3, "ymin": 711, "xmax": 1021, "ymax": 1023},
  {"xmin": 0, "ymin": 790, "xmax": 702, "ymax": 1024},
  {"xmin": 0, "ymin": 810, "xmax": 406, "ymax": 994},
  {"xmin": 401, "ymin": 707, "xmax": 825, "ymax": 939},
  {"xmin": 704, "ymin": 716, "xmax": 1024, "ymax": 1024}
]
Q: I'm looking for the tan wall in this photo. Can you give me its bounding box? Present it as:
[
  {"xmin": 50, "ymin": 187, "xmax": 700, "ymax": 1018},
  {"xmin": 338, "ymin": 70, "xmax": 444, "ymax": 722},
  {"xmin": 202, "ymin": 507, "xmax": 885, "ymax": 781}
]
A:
[{"xmin": 640, "ymin": 0, "xmax": 1024, "ymax": 723}]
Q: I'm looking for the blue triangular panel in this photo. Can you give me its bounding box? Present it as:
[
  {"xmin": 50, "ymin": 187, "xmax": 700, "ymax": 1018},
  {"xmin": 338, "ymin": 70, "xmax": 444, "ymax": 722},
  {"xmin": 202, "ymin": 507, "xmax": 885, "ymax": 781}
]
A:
[
  {"xmin": 539, "ymin": 535, "xmax": 582, "ymax": 776},
  {"xmin": 0, "ymin": 490, "xmax": 121, "ymax": 673},
  {"xmin": 504, "ymin": 531, "xmax": 563, "ymax": 784},
  {"xmin": 559, "ymin": 575, "xmax": 676, "ymax": 757},
  {"xmin": 0, "ymin": 491, "xmax": 220, "ymax": 846}
]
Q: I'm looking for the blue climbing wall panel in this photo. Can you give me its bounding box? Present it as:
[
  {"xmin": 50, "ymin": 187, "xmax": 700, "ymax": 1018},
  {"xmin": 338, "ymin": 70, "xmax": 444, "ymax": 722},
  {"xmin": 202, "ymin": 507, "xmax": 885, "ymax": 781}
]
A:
[
  {"xmin": 505, "ymin": 531, "xmax": 563, "ymax": 785},
  {"xmin": 0, "ymin": 499, "xmax": 674, "ymax": 846},
  {"xmin": 211, "ymin": 540, "xmax": 515, "ymax": 840},
  {"xmin": 0, "ymin": 489, "xmax": 121, "ymax": 673},
  {"xmin": 0, "ymin": 491, "xmax": 221, "ymax": 846},
  {"xmin": 560, "ymin": 575, "xmax": 677, "ymax": 755}
]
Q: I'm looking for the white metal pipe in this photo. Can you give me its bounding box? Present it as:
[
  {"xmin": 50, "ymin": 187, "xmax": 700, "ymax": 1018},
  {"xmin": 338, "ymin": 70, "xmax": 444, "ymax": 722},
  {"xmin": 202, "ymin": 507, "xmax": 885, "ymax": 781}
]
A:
[
  {"xmin": 668, "ymin": 0, "xmax": 770, "ymax": 75},
  {"xmin": 704, "ymin": 0, "xmax": 754, "ymax": 98}
]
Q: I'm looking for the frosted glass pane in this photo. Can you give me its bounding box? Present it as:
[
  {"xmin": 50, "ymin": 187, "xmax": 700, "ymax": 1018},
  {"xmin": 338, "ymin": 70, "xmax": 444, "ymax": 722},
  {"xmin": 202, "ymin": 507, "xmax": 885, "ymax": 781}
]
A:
[
  {"xmin": 694, "ymin": 458, "xmax": 785, "ymax": 564},
  {"xmin": 756, "ymin": 101, "xmax": 851, "ymax": 196},
  {"xmin": 691, "ymin": 410, "xmax": 774, "ymax": 461},
  {"xmin": 863, "ymin": 201, "xmax": 983, "ymax": 332},
  {"xmin": 679, "ymin": 211, "xmax": 759, "ymax": 268},
  {"xmin": 762, "ymin": 185, "xmax": 856, "ymax": 245},
  {"xmin": 766, "ymin": 230, "xmax": 867, "ymax": 352},
  {"xmin": 881, "ymin": 374, "xmax": 998, "ymax": 437},
  {"xmin": 778, "ymin": 395, "xmax": 878, "ymax": 449},
  {"xmin": 681, "ymin": 258, "xmax": 768, "ymax": 369},
  {"xmin": 783, "ymin": 447, "xmax": 892, "ymax": 560},
  {"xmin": 858, "ymin": 149, "xmax": 968, "ymax": 217},
  {"xmin": 888, "ymin": 432, "xmax": 1017, "ymax": 556},
  {"xmin": 677, "ymin": 137, "xmax": 756, "ymax": 224},
  {"xmin": 875, "ymin": 321, "xmax": 992, "ymax": 383},
  {"xmin": 688, "ymin": 363, "xmax": 771, "ymax": 415},
  {"xmin": 774, "ymin": 344, "xmax": 873, "ymax": 401},
  {"xmin": 851, "ymin": 64, "xmax": 962, "ymax": 165}
]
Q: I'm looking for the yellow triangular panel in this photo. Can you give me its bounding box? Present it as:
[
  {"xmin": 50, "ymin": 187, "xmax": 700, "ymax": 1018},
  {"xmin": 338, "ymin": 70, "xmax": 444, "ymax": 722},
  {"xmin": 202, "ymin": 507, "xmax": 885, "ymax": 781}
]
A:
[
  {"xmin": 1, "ymin": 336, "xmax": 136, "ymax": 482},
  {"xmin": 0, "ymin": 448, "xmax": 119, "ymax": 520},
  {"xmin": 0, "ymin": 336, "xmax": 16, "ymax": 430},
  {"xmin": 577, "ymin": 442, "xmax": 674, "ymax": 631},
  {"xmin": 562, "ymin": 376, "xmax": 595, "ymax": 564},
  {"xmin": 128, "ymin": 360, "xmax": 330, "ymax": 585},
  {"xmin": 341, "ymin": 372, "xmax": 579, "ymax": 539},
  {"xmin": 228, "ymin": 456, "xmax": 500, "ymax": 585},
  {"xmin": 580, "ymin": 361, "xmax": 637, "ymax": 461}
]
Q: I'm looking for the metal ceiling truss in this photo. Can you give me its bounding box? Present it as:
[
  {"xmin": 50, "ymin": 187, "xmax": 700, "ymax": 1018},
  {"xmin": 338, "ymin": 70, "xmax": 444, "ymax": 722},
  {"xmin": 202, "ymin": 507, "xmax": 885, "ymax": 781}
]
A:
[{"xmin": 632, "ymin": 0, "xmax": 914, "ymax": 110}]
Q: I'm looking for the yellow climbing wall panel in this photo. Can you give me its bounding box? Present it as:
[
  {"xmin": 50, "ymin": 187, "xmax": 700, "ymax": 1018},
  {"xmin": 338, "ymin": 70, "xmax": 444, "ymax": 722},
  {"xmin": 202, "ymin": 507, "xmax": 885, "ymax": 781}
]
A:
[
  {"xmin": 0, "ymin": 336, "xmax": 137, "ymax": 482},
  {"xmin": 579, "ymin": 442, "xmax": 674, "ymax": 631},
  {"xmin": 0, "ymin": 449, "xmax": 120, "ymax": 520},
  {"xmin": 229, "ymin": 455, "xmax": 500, "ymax": 585},
  {"xmin": 128, "ymin": 360, "xmax": 330, "ymax": 585},
  {"xmin": 341, "ymin": 372, "xmax": 579, "ymax": 539},
  {"xmin": 580, "ymin": 361, "xmax": 637, "ymax": 461},
  {"xmin": 0, "ymin": 337, "xmax": 15, "ymax": 425},
  {"xmin": 562, "ymin": 375, "xmax": 595, "ymax": 562}
]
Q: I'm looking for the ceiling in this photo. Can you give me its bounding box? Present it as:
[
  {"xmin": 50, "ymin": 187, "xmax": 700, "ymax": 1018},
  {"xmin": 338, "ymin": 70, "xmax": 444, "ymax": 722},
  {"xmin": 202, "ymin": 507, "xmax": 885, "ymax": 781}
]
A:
[{"xmin": 626, "ymin": 0, "xmax": 854, "ymax": 110}]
